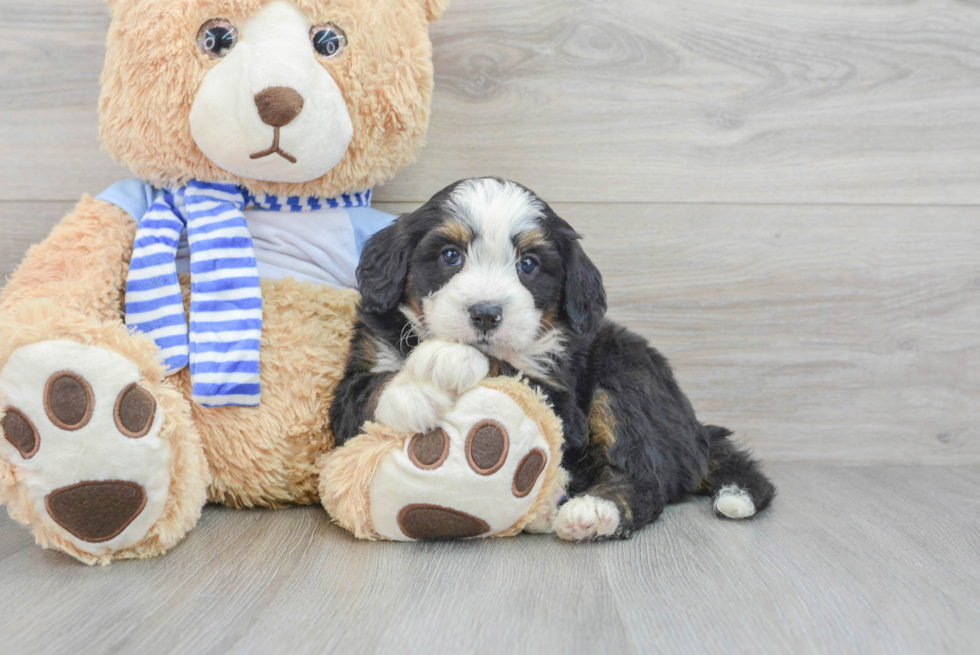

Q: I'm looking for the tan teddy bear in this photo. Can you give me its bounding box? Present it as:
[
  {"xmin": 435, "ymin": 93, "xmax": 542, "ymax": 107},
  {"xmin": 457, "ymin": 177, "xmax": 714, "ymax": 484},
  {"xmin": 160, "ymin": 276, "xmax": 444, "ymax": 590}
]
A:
[{"xmin": 0, "ymin": 0, "xmax": 564, "ymax": 565}]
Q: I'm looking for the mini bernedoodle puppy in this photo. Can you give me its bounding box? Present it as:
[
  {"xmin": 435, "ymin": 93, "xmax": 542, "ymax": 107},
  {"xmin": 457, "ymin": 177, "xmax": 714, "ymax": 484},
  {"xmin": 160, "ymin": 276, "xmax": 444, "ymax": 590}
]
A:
[{"xmin": 331, "ymin": 178, "xmax": 775, "ymax": 541}]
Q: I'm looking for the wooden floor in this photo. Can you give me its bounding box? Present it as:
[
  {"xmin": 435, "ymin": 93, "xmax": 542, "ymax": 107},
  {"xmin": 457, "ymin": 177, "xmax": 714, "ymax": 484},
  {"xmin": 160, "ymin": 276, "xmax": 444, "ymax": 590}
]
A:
[
  {"xmin": 1, "ymin": 0, "xmax": 979, "ymax": 653},
  {"xmin": 1, "ymin": 465, "xmax": 978, "ymax": 654}
]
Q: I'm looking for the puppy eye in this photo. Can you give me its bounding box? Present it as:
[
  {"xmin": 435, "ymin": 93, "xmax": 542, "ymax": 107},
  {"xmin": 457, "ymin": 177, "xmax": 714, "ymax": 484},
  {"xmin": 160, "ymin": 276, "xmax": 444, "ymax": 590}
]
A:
[
  {"xmin": 310, "ymin": 22, "xmax": 347, "ymax": 58},
  {"xmin": 519, "ymin": 256, "xmax": 538, "ymax": 275},
  {"xmin": 442, "ymin": 248, "xmax": 463, "ymax": 267},
  {"xmin": 197, "ymin": 19, "xmax": 239, "ymax": 59}
]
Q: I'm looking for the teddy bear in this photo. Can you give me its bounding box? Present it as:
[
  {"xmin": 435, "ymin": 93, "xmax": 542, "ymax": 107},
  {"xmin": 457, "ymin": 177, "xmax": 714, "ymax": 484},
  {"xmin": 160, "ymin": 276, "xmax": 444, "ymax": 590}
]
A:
[{"xmin": 0, "ymin": 0, "xmax": 565, "ymax": 565}]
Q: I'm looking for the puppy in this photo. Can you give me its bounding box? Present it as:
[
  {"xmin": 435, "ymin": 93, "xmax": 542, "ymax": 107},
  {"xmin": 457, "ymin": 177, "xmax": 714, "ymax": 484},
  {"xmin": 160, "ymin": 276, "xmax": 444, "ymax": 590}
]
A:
[{"xmin": 331, "ymin": 178, "xmax": 775, "ymax": 540}]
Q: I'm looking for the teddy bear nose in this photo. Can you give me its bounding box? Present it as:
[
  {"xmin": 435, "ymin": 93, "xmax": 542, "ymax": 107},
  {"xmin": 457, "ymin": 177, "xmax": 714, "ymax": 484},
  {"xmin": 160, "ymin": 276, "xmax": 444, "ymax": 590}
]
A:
[{"xmin": 254, "ymin": 86, "xmax": 305, "ymax": 127}]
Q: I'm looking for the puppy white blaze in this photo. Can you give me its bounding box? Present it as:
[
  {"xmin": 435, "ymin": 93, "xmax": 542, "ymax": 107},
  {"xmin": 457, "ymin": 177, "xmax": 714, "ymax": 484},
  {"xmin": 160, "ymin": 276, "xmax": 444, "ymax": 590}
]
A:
[
  {"xmin": 421, "ymin": 179, "xmax": 559, "ymax": 369},
  {"xmin": 449, "ymin": 178, "xmax": 544, "ymax": 241},
  {"xmin": 189, "ymin": 1, "xmax": 353, "ymax": 183}
]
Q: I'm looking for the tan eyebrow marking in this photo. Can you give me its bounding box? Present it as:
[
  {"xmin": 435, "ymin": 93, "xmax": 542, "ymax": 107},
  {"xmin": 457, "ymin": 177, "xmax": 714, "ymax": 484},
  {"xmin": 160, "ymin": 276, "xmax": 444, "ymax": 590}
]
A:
[
  {"xmin": 516, "ymin": 228, "xmax": 548, "ymax": 251},
  {"xmin": 436, "ymin": 220, "xmax": 472, "ymax": 248}
]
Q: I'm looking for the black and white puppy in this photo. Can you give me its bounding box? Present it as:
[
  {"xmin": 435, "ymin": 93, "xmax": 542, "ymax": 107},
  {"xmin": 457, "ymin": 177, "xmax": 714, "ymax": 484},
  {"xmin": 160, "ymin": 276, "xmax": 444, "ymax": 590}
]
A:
[{"xmin": 331, "ymin": 178, "xmax": 775, "ymax": 540}]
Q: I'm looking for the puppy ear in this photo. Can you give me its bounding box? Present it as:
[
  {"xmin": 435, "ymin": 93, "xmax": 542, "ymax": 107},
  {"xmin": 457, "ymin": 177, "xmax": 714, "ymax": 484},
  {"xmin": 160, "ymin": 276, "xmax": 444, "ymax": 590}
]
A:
[
  {"xmin": 357, "ymin": 222, "xmax": 411, "ymax": 314},
  {"xmin": 563, "ymin": 238, "xmax": 607, "ymax": 335},
  {"xmin": 420, "ymin": 0, "xmax": 449, "ymax": 21}
]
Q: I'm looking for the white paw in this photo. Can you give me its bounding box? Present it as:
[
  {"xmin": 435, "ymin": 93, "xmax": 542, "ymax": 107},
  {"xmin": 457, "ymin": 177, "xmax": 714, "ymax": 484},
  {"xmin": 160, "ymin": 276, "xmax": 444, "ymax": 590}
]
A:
[
  {"xmin": 370, "ymin": 386, "xmax": 552, "ymax": 540},
  {"xmin": 0, "ymin": 341, "xmax": 170, "ymax": 557},
  {"xmin": 374, "ymin": 379, "xmax": 453, "ymax": 435},
  {"xmin": 554, "ymin": 495, "xmax": 621, "ymax": 542},
  {"xmin": 403, "ymin": 340, "xmax": 490, "ymax": 395},
  {"xmin": 713, "ymin": 484, "xmax": 756, "ymax": 519}
]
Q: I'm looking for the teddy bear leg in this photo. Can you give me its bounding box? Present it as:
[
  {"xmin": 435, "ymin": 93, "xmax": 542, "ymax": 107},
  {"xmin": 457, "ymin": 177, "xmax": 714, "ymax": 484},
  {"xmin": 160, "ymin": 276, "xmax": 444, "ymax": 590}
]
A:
[
  {"xmin": 0, "ymin": 309, "xmax": 209, "ymax": 565},
  {"xmin": 319, "ymin": 376, "xmax": 565, "ymax": 541}
]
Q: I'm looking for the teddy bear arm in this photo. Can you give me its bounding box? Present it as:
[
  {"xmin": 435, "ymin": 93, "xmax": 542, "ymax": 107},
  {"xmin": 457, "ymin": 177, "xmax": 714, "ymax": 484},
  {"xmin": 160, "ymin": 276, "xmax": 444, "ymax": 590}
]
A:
[
  {"xmin": 0, "ymin": 196, "xmax": 135, "ymax": 323},
  {"xmin": 0, "ymin": 197, "xmax": 212, "ymax": 565}
]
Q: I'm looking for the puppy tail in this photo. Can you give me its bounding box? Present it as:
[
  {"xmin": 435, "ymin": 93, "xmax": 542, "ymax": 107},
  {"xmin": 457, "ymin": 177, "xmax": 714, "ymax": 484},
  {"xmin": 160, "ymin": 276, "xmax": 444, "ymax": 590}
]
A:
[{"xmin": 697, "ymin": 425, "xmax": 776, "ymax": 520}]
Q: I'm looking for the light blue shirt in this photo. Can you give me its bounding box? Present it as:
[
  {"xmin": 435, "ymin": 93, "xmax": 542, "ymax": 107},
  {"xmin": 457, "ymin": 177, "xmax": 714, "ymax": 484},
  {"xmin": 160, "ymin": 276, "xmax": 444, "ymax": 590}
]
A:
[{"xmin": 98, "ymin": 178, "xmax": 395, "ymax": 289}]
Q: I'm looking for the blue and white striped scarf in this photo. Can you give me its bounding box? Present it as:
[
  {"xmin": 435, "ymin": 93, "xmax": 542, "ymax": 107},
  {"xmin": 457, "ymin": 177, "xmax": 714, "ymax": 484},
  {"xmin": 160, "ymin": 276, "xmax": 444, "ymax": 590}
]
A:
[{"xmin": 125, "ymin": 180, "xmax": 371, "ymax": 408}]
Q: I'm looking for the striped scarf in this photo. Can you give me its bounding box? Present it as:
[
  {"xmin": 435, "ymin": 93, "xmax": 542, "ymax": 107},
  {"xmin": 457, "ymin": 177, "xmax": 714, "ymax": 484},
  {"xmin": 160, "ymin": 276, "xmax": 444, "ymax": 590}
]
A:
[{"xmin": 125, "ymin": 180, "xmax": 371, "ymax": 408}]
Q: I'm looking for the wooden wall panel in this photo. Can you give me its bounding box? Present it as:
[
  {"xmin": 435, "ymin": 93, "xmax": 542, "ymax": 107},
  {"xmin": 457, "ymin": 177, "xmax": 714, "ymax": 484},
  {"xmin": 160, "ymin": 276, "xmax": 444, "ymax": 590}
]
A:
[{"xmin": 2, "ymin": 1, "xmax": 980, "ymax": 204}]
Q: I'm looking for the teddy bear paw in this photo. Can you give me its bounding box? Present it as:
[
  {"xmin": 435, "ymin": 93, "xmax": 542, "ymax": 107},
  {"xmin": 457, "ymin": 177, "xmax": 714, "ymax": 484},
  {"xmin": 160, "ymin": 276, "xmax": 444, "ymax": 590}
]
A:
[
  {"xmin": 369, "ymin": 385, "xmax": 552, "ymax": 540},
  {"xmin": 0, "ymin": 340, "xmax": 171, "ymax": 560},
  {"xmin": 522, "ymin": 474, "xmax": 567, "ymax": 534}
]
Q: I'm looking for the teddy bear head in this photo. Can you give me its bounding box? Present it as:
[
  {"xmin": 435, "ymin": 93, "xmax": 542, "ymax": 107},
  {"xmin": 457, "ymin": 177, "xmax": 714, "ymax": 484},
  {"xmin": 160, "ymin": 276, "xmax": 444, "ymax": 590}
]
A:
[{"xmin": 99, "ymin": 0, "xmax": 447, "ymax": 197}]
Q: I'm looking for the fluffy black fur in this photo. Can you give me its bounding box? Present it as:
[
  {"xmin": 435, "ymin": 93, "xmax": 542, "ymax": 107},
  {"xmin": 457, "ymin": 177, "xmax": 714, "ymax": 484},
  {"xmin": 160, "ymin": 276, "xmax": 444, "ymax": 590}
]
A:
[{"xmin": 331, "ymin": 179, "xmax": 775, "ymax": 538}]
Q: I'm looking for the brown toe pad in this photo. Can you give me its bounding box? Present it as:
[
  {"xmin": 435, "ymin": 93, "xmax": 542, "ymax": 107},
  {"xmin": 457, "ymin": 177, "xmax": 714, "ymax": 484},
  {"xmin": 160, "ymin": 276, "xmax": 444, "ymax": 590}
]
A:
[
  {"xmin": 397, "ymin": 504, "xmax": 490, "ymax": 540},
  {"xmin": 512, "ymin": 449, "xmax": 546, "ymax": 498},
  {"xmin": 45, "ymin": 480, "xmax": 147, "ymax": 543},
  {"xmin": 114, "ymin": 383, "xmax": 156, "ymax": 438},
  {"xmin": 465, "ymin": 420, "xmax": 509, "ymax": 476},
  {"xmin": 2, "ymin": 407, "xmax": 39, "ymax": 459},
  {"xmin": 44, "ymin": 372, "xmax": 94, "ymax": 431},
  {"xmin": 408, "ymin": 428, "xmax": 449, "ymax": 470}
]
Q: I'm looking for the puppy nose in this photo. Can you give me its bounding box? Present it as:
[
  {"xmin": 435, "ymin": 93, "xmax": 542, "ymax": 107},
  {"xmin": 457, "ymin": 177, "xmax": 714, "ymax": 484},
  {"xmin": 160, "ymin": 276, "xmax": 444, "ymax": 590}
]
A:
[
  {"xmin": 469, "ymin": 303, "xmax": 503, "ymax": 333},
  {"xmin": 254, "ymin": 86, "xmax": 304, "ymax": 127}
]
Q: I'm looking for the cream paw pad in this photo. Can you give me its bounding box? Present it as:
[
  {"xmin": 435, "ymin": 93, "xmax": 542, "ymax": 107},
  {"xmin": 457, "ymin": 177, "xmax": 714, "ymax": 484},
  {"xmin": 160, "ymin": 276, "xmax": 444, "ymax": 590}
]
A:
[
  {"xmin": 319, "ymin": 377, "xmax": 565, "ymax": 541},
  {"xmin": 0, "ymin": 340, "xmax": 169, "ymax": 560}
]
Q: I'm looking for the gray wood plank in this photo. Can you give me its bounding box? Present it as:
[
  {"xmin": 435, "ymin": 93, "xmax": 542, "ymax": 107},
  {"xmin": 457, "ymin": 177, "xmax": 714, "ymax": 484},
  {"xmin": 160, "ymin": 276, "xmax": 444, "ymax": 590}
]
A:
[
  {"xmin": 0, "ymin": 1, "xmax": 130, "ymax": 201},
  {"xmin": 1, "ymin": 200, "xmax": 977, "ymax": 465},
  {"xmin": 3, "ymin": 1, "xmax": 980, "ymax": 204},
  {"xmin": 392, "ymin": 0, "xmax": 980, "ymax": 205},
  {"xmin": 600, "ymin": 465, "xmax": 980, "ymax": 655},
  {"xmin": 0, "ymin": 465, "xmax": 977, "ymax": 654},
  {"xmin": 0, "ymin": 202, "xmax": 75, "ymax": 282}
]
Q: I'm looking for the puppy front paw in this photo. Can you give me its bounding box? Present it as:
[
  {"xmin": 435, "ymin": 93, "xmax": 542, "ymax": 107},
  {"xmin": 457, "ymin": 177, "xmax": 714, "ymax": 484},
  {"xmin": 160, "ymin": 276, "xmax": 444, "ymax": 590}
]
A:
[
  {"xmin": 374, "ymin": 381, "xmax": 453, "ymax": 435},
  {"xmin": 403, "ymin": 341, "xmax": 490, "ymax": 395},
  {"xmin": 553, "ymin": 495, "xmax": 621, "ymax": 542}
]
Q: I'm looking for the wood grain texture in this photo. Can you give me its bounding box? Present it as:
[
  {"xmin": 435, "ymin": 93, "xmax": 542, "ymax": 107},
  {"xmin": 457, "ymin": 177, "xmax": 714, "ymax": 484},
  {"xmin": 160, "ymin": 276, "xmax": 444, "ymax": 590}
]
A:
[
  {"xmin": 3, "ymin": 1, "xmax": 980, "ymax": 203},
  {"xmin": 0, "ymin": 465, "xmax": 977, "ymax": 655},
  {"xmin": 2, "ymin": 200, "xmax": 977, "ymax": 465},
  {"xmin": 0, "ymin": 2, "xmax": 129, "ymax": 201},
  {"xmin": 390, "ymin": 0, "xmax": 980, "ymax": 204},
  {"xmin": 0, "ymin": 202, "xmax": 75, "ymax": 281}
]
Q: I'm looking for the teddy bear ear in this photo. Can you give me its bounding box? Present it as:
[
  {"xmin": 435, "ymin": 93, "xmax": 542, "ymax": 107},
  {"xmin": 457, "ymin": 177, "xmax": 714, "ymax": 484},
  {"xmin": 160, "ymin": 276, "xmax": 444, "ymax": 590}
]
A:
[{"xmin": 420, "ymin": 0, "xmax": 449, "ymax": 22}]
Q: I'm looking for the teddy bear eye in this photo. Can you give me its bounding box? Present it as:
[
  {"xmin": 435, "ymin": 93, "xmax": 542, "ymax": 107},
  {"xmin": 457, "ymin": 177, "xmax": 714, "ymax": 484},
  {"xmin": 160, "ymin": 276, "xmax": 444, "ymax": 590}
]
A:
[
  {"xmin": 310, "ymin": 23, "xmax": 347, "ymax": 59},
  {"xmin": 197, "ymin": 19, "xmax": 239, "ymax": 59}
]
